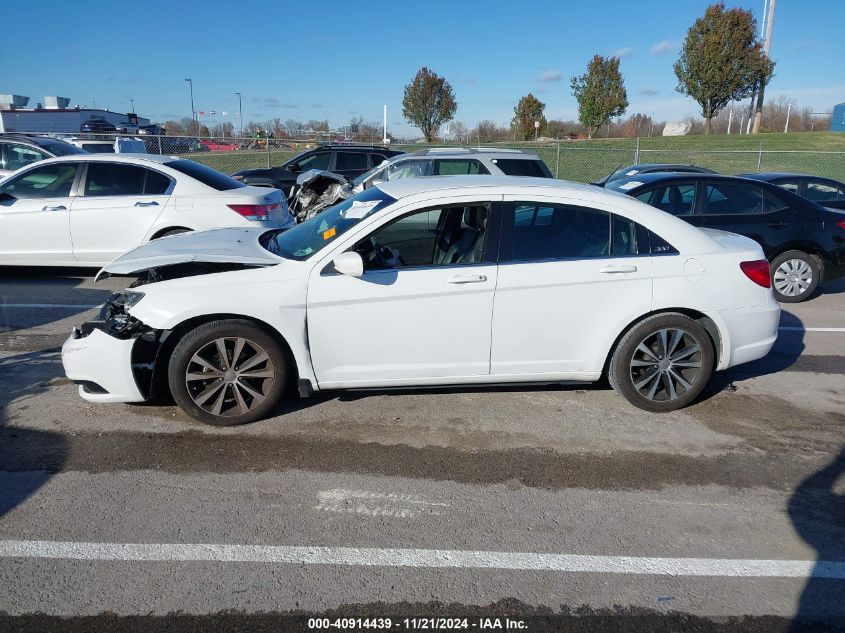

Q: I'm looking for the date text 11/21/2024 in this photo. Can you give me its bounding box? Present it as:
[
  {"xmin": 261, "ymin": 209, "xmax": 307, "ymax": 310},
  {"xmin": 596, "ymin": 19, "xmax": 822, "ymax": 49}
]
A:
[{"xmin": 307, "ymin": 617, "xmax": 528, "ymax": 630}]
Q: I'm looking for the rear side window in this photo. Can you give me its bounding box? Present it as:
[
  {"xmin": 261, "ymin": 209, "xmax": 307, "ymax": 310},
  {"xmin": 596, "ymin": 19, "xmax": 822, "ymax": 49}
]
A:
[
  {"xmin": 84, "ymin": 163, "xmax": 146, "ymax": 196},
  {"xmin": 511, "ymin": 203, "xmax": 609, "ymax": 261},
  {"xmin": 493, "ymin": 159, "xmax": 548, "ymax": 177},
  {"xmin": 436, "ymin": 159, "xmax": 489, "ymax": 175},
  {"xmin": 167, "ymin": 159, "xmax": 245, "ymax": 190},
  {"xmin": 144, "ymin": 170, "xmax": 172, "ymax": 195},
  {"xmin": 611, "ymin": 215, "xmax": 641, "ymax": 256},
  {"xmin": 773, "ymin": 178, "xmax": 800, "ymax": 194},
  {"xmin": 637, "ymin": 183, "xmax": 696, "ymax": 216},
  {"xmin": 806, "ymin": 180, "xmax": 845, "ymax": 202},
  {"xmin": 703, "ymin": 183, "xmax": 766, "ymax": 215},
  {"xmin": 335, "ymin": 152, "xmax": 368, "ymax": 171}
]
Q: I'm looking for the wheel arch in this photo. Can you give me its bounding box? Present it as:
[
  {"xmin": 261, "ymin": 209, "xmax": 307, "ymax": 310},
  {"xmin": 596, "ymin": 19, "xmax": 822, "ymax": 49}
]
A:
[
  {"xmin": 767, "ymin": 242, "xmax": 827, "ymax": 275},
  {"xmin": 149, "ymin": 226, "xmax": 192, "ymax": 240},
  {"xmin": 149, "ymin": 312, "xmax": 300, "ymax": 401},
  {"xmin": 600, "ymin": 307, "xmax": 722, "ymax": 377}
]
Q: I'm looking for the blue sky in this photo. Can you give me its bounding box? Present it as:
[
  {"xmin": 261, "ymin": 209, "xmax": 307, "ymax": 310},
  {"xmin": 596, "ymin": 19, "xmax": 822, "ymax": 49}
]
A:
[{"xmin": 5, "ymin": 0, "xmax": 843, "ymax": 136}]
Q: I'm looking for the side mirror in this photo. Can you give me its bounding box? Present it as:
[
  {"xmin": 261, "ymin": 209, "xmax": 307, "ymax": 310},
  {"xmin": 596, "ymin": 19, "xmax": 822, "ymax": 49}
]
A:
[
  {"xmin": 287, "ymin": 162, "xmax": 300, "ymax": 172},
  {"xmin": 0, "ymin": 191, "xmax": 16, "ymax": 202},
  {"xmin": 332, "ymin": 251, "xmax": 364, "ymax": 278}
]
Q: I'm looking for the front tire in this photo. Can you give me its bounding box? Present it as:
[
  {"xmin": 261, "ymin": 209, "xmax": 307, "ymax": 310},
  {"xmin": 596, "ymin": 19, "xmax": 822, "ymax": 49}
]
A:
[
  {"xmin": 608, "ymin": 313, "xmax": 715, "ymax": 413},
  {"xmin": 770, "ymin": 250, "xmax": 820, "ymax": 303},
  {"xmin": 168, "ymin": 319, "xmax": 287, "ymax": 425}
]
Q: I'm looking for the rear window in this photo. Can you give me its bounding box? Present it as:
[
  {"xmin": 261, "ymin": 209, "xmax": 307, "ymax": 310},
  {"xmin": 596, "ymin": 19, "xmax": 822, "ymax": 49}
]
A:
[
  {"xmin": 493, "ymin": 159, "xmax": 549, "ymax": 177},
  {"xmin": 167, "ymin": 159, "xmax": 245, "ymax": 190}
]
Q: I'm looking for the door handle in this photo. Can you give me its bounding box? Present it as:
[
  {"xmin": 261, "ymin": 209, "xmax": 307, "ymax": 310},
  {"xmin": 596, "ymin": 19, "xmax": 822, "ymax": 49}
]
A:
[
  {"xmin": 598, "ymin": 264, "xmax": 638, "ymax": 274},
  {"xmin": 135, "ymin": 201, "xmax": 159, "ymax": 207},
  {"xmin": 446, "ymin": 274, "xmax": 488, "ymax": 284},
  {"xmin": 766, "ymin": 221, "xmax": 786, "ymax": 228},
  {"xmin": 42, "ymin": 205, "xmax": 67, "ymax": 211}
]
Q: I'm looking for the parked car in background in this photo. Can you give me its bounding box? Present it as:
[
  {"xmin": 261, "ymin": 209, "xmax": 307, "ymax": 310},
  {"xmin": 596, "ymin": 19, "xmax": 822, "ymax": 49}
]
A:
[
  {"xmin": 138, "ymin": 124, "xmax": 167, "ymax": 136},
  {"xmin": 61, "ymin": 176, "xmax": 779, "ymax": 425},
  {"xmin": 739, "ymin": 172, "xmax": 845, "ymax": 211},
  {"xmin": 231, "ymin": 144, "xmax": 402, "ymax": 198},
  {"xmin": 289, "ymin": 147, "xmax": 555, "ymax": 221},
  {"xmin": 607, "ymin": 172, "xmax": 845, "ymax": 302},
  {"xmin": 0, "ymin": 154, "xmax": 293, "ymax": 267},
  {"xmin": 80, "ymin": 118, "xmax": 118, "ymax": 133},
  {"xmin": 61, "ymin": 137, "xmax": 148, "ymax": 154},
  {"xmin": 594, "ymin": 163, "xmax": 717, "ymax": 187},
  {"xmin": 0, "ymin": 134, "xmax": 88, "ymax": 177}
]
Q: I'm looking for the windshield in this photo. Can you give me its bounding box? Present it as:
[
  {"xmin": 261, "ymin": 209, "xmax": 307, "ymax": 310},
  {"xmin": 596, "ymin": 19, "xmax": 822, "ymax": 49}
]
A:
[
  {"xmin": 267, "ymin": 187, "xmax": 396, "ymax": 261},
  {"xmin": 351, "ymin": 162, "xmax": 386, "ymax": 187}
]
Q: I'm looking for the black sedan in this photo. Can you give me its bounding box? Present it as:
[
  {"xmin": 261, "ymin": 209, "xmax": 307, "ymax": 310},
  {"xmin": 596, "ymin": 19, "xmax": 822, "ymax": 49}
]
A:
[
  {"xmin": 232, "ymin": 145, "xmax": 402, "ymax": 198},
  {"xmin": 739, "ymin": 172, "xmax": 845, "ymax": 211},
  {"xmin": 593, "ymin": 163, "xmax": 716, "ymax": 187},
  {"xmin": 607, "ymin": 172, "xmax": 845, "ymax": 303}
]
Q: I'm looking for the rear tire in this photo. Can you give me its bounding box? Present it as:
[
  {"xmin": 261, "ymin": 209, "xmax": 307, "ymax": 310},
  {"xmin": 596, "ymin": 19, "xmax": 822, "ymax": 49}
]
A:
[
  {"xmin": 608, "ymin": 313, "xmax": 714, "ymax": 413},
  {"xmin": 770, "ymin": 250, "xmax": 819, "ymax": 303},
  {"xmin": 168, "ymin": 319, "xmax": 287, "ymax": 426}
]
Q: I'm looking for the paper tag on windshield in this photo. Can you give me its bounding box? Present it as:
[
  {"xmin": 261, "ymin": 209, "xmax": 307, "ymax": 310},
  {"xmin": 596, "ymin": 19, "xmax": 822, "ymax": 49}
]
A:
[
  {"xmin": 617, "ymin": 180, "xmax": 643, "ymax": 191},
  {"xmin": 625, "ymin": 170, "xmax": 639, "ymax": 176},
  {"xmin": 342, "ymin": 200, "xmax": 380, "ymax": 219}
]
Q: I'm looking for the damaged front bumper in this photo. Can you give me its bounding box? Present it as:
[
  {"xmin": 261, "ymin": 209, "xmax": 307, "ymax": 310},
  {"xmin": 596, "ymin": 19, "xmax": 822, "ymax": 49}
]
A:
[{"xmin": 61, "ymin": 294, "xmax": 168, "ymax": 403}]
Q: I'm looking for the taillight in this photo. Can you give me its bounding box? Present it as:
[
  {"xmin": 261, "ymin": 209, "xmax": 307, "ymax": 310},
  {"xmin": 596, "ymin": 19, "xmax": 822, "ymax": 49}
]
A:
[
  {"xmin": 740, "ymin": 260, "xmax": 771, "ymax": 288},
  {"xmin": 232, "ymin": 175, "xmax": 244, "ymax": 181},
  {"xmin": 835, "ymin": 219, "xmax": 845, "ymax": 230},
  {"xmin": 227, "ymin": 203, "xmax": 280, "ymax": 221}
]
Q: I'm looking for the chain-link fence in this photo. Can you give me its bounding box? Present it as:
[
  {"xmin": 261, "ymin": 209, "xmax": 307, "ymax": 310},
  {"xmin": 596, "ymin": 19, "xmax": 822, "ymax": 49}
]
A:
[{"xmin": 27, "ymin": 133, "xmax": 845, "ymax": 184}]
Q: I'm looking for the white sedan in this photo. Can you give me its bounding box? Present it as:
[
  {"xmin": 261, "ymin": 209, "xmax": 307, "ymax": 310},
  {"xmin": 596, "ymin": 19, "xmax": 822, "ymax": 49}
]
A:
[
  {"xmin": 62, "ymin": 176, "xmax": 780, "ymax": 425},
  {"xmin": 0, "ymin": 154, "xmax": 294, "ymax": 266}
]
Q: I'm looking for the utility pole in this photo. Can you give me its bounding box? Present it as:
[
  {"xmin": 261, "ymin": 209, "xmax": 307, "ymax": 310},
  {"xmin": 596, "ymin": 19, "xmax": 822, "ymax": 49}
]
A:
[
  {"xmin": 235, "ymin": 92, "xmax": 243, "ymax": 136},
  {"xmin": 382, "ymin": 105, "xmax": 388, "ymax": 144},
  {"xmin": 752, "ymin": 0, "xmax": 775, "ymax": 133},
  {"xmin": 185, "ymin": 78, "xmax": 195, "ymax": 135}
]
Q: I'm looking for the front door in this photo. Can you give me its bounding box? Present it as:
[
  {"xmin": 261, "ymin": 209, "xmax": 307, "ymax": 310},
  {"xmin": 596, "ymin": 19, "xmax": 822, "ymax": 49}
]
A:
[
  {"xmin": 70, "ymin": 162, "xmax": 172, "ymax": 264},
  {"xmin": 307, "ymin": 199, "xmax": 500, "ymax": 387},
  {"xmin": 490, "ymin": 198, "xmax": 653, "ymax": 377},
  {"xmin": 0, "ymin": 162, "xmax": 78, "ymax": 264}
]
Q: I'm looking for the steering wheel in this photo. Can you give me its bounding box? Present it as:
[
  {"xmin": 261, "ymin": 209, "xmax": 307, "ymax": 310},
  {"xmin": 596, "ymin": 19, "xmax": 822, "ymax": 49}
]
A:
[{"xmin": 358, "ymin": 237, "xmax": 405, "ymax": 269}]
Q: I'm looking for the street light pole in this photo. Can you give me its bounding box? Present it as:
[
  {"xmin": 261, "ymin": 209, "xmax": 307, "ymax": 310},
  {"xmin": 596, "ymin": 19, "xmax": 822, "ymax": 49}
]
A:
[
  {"xmin": 185, "ymin": 78, "xmax": 195, "ymax": 135},
  {"xmin": 235, "ymin": 92, "xmax": 243, "ymax": 136},
  {"xmin": 129, "ymin": 98, "xmax": 135, "ymax": 113}
]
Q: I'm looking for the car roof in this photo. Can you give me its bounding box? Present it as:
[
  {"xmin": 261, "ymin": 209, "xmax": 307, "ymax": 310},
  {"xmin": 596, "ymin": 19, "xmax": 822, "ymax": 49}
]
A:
[
  {"xmin": 378, "ymin": 175, "xmax": 597, "ymax": 198},
  {"xmin": 621, "ymin": 163, "xmax": 713, "ymax": 171},
  {"xmin": 35, "ymin": 153, "xmax": 176, "ymax": 165},
  {"xmin": 739, "ymin": 172, "xmax": 821, "ymax": 181},
  {"xmin": 607, "ymin": 172, "xmax": 760, "ymax": 188}
]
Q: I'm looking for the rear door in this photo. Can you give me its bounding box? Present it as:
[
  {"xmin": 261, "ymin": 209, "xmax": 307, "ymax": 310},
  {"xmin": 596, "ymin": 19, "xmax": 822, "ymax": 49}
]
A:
[
  {"xmin": 490, "ymin": 197, "xmax": 652, "ymax": 377},
  {"xmin": 696, "ymin": 180, "xmax": 795, "ymax": 255},
  {"xmin": 0, "ymin": 162, "xmax": 78, "ymax": 264},
  {"xmin": 70, "ymin": 162, "xmax": 172, "ymax": 264}
]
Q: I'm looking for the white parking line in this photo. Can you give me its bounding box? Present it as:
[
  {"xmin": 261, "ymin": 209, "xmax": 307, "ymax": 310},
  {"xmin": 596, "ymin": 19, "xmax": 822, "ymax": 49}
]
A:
[
  {"xmin": 1, "ymin": 540, "xmax": 843, "ymax": 579},
  {"xmin": 0, "ymin": 304, "xmax": 101, "ymax": 309},
  {"xmin": 778, "ymin": 327, "xmax": 845, "ymax": 333}
]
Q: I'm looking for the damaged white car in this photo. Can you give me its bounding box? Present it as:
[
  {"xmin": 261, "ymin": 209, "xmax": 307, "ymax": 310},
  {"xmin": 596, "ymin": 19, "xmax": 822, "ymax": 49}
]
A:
[{"xmin": 62, "ymin": 176, "xmax": 779, "ymax": 426}]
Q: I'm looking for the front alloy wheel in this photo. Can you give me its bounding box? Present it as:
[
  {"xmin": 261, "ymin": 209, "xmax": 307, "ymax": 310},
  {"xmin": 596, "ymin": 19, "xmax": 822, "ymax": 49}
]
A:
[
  {"xmin": 609, "ymin": 313, "xmax": 714, "ymax": 412},
  {"xmin": 169, "ymin": 320, "xmax": 287, "ymax": 425}
]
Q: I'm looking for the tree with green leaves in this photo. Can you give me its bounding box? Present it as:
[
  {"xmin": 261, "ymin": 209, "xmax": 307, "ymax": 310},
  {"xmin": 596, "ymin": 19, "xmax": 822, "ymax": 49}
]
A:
[
  {"xmin": 570, "ymin": 55, "xmax": 628, "ymax": 139},
  {"xmin": 511, "ymin": 93, "xmax": 547, "ymax": 141},
  {"xmin": 402, "ymin": 67, "xmax": 457, "ymax": 142},
  {"xmin": 674, "ymin": 1, "xmax": 775, "ymax": 134}
]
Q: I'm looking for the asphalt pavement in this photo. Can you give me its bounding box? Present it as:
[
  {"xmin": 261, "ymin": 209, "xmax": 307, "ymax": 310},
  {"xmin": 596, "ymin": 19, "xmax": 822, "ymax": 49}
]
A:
[{"xmin": 1, "ymin": 266, "xmax": 844, "ymax": 633}]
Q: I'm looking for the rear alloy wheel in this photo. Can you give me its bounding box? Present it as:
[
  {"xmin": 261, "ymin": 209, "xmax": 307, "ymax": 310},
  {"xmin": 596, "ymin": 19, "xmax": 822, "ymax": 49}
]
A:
[
  {"xmin": 609, "ymin": 313, "xmax": 714, "ymax": 412},
  {"xmin": 770, "ymin": 250, "xmax": 820, "ymax": 303},
  {"xmin": 168, "ymin": 319, "xmax": 287, "ymax": 425}
]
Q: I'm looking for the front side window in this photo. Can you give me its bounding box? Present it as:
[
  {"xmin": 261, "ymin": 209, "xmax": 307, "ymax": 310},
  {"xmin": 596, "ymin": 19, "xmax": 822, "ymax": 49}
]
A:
[
  {"xmin": 5, "ymin": 144, "xmax": 47, "ymax": 171},
  {"xmin": 0, "ymin": 163, "xmax": 78, "ymax": 199},
  {"xmin": 703, "ymin": 183, "xmax": 766, "ymax": 215},
  {"xmin": 638, "ymin": 183, "xmax": 697, "ymax": 216},
  {"xmin": 385, "ymin": 159, "xmax": 434, "ymax": 181},
  {"xmin": 335, "ymin": 152, "xmax": 368, "ymax": 171},
  {"xmin": 511, "ymin": 203, "xmax": 609, "ymax": 261},
  {"xmin": 806, "ymin": 180, "xmax": 845, "ymax": 202},
  {"xmin": 84, "ymin": 163, "xmax": 146, "ymax": 197},
  {"xmin": 295, "ymin": 152, "xmax": 331, "ymax": 171},
  {"xmin": 436, "ymin": 159, "xmax": 489, "ymax": 175},
  {"xmin": 355, "ymin": 204, "xmax": 489, "ymax": 270}
]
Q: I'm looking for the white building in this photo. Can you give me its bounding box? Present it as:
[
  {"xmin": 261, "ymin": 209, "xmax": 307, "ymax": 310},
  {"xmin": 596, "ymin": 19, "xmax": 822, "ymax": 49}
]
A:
[{"xmin": 0, "ymin": 94, "xmax": 150, "ymax": 133}]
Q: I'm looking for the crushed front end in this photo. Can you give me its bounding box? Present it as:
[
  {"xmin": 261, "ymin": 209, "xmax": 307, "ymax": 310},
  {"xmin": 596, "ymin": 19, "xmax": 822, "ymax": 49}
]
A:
[{"xmin": 61, "ymin": 291, "xmax": 169, "ymax": 403}]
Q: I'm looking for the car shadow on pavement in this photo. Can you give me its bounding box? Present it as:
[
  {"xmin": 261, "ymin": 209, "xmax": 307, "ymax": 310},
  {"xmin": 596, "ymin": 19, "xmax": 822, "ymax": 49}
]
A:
[
  {"xmin": 788, "ymin": 448, "xmax": 845, "ymax": 631},
  {"xmin": 0, "ymin": 350, "xmax": 68, "ymax": 518}
]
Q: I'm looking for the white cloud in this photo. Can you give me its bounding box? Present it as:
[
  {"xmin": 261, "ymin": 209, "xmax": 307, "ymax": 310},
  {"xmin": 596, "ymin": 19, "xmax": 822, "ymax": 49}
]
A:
[
  {"xmin": 538, "ymin": 70, "xmax": 562, "ymax": 82},
  {"xmin": 650, "ymin": 40, "xmax": 675, "ymax": 55},
  {"xmin": 612, "ymin": 47, "xmax": 633, "ymax": 59}
]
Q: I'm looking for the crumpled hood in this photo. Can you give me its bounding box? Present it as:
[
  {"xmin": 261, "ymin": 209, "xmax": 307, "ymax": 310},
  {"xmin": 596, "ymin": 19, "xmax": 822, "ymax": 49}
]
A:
[{"xmin": 95, "ymin": 227, "xmax": 282, "ymax": 280}]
